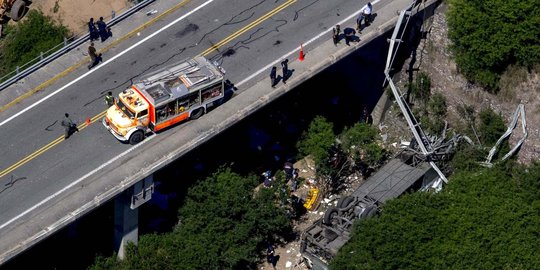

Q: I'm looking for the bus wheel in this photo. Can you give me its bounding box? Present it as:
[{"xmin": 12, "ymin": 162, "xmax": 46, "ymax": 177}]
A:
[
  {"xmin": 323, "ymin": 207, "xmax": 338, "ymax": 225},
  {"xmin": 190, "ymin": 108, "xmax": 204, "ymax": 120},
  {"xmin": 129, "ymin": 130, "xmax": 144, "ymax": 145}
]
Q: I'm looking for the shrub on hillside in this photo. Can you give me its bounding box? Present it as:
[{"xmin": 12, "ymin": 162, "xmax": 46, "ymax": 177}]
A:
[
  {"xmin": 339, "ymin": 123, "xmax": 385, "ymax": 168},
  {"xmin": 478, "ymin": 108, "xmax": 506, "ymax": 146},
  {"xmin": 296, "ymin": 116, "xmax": 335, "ymax": 166},
  {"xmin": 410, "ymin": 72, "xmax": 431, "ymax": 105},
  {"xmin": 447, "ymin": 0, "xmax": 540, "ymax": 91},
  {"xmin": 0, "ymin": 10, "xmax": 69, "ymax": 76}
]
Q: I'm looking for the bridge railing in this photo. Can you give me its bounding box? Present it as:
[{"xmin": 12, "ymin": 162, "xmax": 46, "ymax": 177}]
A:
[
  {"xmin": 0, "ymin": 0, "xmax": 155, "ymax": 91},
  {"xmin": 383, "ymin": 0, "xmax": 448, "ymax": 186}
]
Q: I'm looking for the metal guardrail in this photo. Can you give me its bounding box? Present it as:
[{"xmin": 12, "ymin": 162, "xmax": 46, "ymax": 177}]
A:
[
  {"xmin": 0, "ymin": 0, "xmax": 155, "ymax": 91},
  {"xmin": 383, "ymin": 0, "xmax": 448, "ymax": 185},
  {"xmin": 483, "ymin": 104, "xmax": 527, "ymax": 166}
]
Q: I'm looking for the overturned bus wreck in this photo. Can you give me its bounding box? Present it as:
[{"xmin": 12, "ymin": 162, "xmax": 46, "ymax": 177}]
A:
[{"xmin": 300, "ymin": 151, "xmax": 440, "ymax": 270}]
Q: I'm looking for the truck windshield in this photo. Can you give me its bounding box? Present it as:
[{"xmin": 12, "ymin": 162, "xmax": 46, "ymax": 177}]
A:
[{"xmin": 117, "ymin": 100, "xmax": 135, "ymax": 119}]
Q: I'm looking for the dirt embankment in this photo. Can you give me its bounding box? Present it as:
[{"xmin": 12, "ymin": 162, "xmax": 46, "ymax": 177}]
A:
[
  {"xmin": 382, "ymin": 3, "xmax": 539, "ymax": 164},
  {"xmin": 29, "ymin": 0, "xmax": 129, "ymax": 34}
]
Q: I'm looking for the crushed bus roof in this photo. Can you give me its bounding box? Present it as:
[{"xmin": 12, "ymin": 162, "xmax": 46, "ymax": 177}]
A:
[{"xmin": 134, "ymin": 56, "xmax": 223, "ymax": 106}]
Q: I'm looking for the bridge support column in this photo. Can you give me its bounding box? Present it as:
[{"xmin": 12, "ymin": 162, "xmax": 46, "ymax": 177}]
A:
[{"xmin": 114, "ymin": 174, "xmax": 154, "ymax": 259}]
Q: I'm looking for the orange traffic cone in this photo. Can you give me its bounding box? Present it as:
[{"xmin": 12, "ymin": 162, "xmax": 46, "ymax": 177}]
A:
[
  {"xmin": 298, "ymin": 44, "xmax": 304, "ymax": 61},
  {"xmin": 85, "ymin": 117, "xmax": 91, "ymax": 126}
]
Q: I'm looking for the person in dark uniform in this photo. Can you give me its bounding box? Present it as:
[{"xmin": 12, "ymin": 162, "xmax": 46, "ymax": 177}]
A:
[
  {"xmin": 283, "ymin": 161, "xmax": 294, "ymax": 180},
  {"xmin": 88, "ymin": 18, "xmax": 99, "ymax": 41},
  {"xmin": 270, "ymin": 66, "xmax": 277, "ymax": 87},
  {"xmin": 96, "ymin": 17, "xmax": 109, "ymax": 42},
  {"xmin": 343, "ymin": 27, "xmax": 356, "ymax": 46},
  {"xmin": 332, "ymin": 24, "xmax": 341, "ymax": 46},
  {"xmin": 266, "ymin": 243, "xmax": 276, "ymax": 269},
  {"xmin": 62, "ymin": 113, "xmax": 79, "ymax": 139},
  {"xmin": 105, "ymin": 91, "xmax": 114, "ymax": 107},
  {"xmin": 281, "ymin": 59, "xmax": 289, "ymax": 83}
]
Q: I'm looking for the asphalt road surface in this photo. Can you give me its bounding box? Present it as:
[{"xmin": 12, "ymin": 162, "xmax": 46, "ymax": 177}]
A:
[{"xmin": 0, "ymin": 0, "xmax": 376, "ymax": 262}]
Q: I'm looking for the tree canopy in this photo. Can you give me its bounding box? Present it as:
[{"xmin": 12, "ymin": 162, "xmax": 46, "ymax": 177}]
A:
[
  {"xmin": 90, "ymin": 168, "xmax": 292, "ymax": 270},
  {"xmin": 339, "ymin": 123, "xmax": 385, "ymax": 167},
  {"xmin": 447, "ymin": 0, "xmax": 540, "ymax": 91},
  {"xmin": 330, "ymin": 161, "xmax": 540, "ymax": 270},
  {"xmin": 297, "ymin": 116, "xmax": 335, "ymax": 166}
]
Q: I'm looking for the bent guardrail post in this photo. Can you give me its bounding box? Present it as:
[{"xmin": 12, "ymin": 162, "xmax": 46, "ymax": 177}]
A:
[{"xmin": 482, "ymin": 104, "xmax": 527, "ymax": 167}]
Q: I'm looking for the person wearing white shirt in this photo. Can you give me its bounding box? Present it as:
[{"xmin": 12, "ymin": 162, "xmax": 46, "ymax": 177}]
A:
[{"xmin": 356, "ymin": 2, "xmax": 373, "ymax": 31}]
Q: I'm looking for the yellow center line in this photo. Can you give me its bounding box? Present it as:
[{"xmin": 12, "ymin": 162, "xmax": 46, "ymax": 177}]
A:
[
  {"xmin": 0, "ymin": 0, "xmax": 297, "ymax": 178},
  {"xmin": 200, "ymin": 0, "xmax": 297, "ymax": 56},
  {"xmin": 0, "ymin": 110, "xmax": 107, "ymax": 178}
]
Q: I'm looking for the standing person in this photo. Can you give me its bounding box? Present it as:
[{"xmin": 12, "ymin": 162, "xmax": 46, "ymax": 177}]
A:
[
  {"xmin": 365, "ymin": 2, "xmax": 373, "ymax": 25},
  {"xmin": 266, "ymin": 243, "xmax": 276, "ymax": 270},
  {"xmin": 283, "ymin": 161, "xmax": 294, "ymax": 181},
  {"xmin": 291, "ymin": 168, "xmax": 299, "ymax": 192},
  {"xmin": 62, "ymin": 113, "xmax": 78, "ymax": 139},
  {"xmin": 281, "ymin": 59, "xmax": 289, "ymax": 83},
  {"xmin": 270, "ymin": 66, "xmax": 277, "ymax": 88},
  {"xmin": 88, "ymin": 42, "xmax": 101, "ymax": 69},
  {"xmin": 88, "ymin": 18, "xmax": 99, "ymax": 41},
  {"xmin": 105, "ymin": 91, "xmax": 114, "ymax": 107},
  {"xmin": 357, "ymin": 2, "xmax": 373, "ymax": 31},
  {"xmin": 96, "ymin": 17, "xmax": 108, "ymax": 42},
  {"xmin": 332, "ymin": 24, "xmax": 341, "ymax": 45},
  {"xmin": 262, "ymin": 170, "xmax": 273, "ymax": 188}
]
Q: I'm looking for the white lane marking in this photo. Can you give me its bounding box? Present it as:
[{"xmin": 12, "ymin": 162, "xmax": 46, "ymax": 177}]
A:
[
  {"xmin": 0, "ymin": 135, "xmax": 155, "ymax": 230},
  {"xmin": 236, "ymin": 0, "xmax": 380, "ymax": 87},
  {"xmin": 0, "ymin": 0, "xmax": 381, "ymax": 230},
  {"xmin": 0, "ymin": 0, "xmax": 215, "ymax": 128}
]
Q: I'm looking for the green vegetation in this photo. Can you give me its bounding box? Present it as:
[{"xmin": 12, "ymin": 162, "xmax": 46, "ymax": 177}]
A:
[
  {"xmin": 449, "ymin": 143, "xmax": 484, "ymax": 172},
  {"xmin": 447, "ymin": 0, "xmax": 540, "ymax": 91},
  {"xmin": 0, "ymin": 10, "xmax": 69, "ymax": 77},
  {"xmin": 409, "ymin": 72, "xmax": 431, "ymax": 104},
  {"xmin": 90, "ymin": 168, "xmax": 292, "ymax": 270},
  {"xmin": 330, "ymin": 161, "xmax": 540, "ymax": 270},
  {"xmin": 408, "ymin": 72, "xmax": 448, "ymax": 135},
  {"xmin": 296, "ymin": 117, "xmax": 386, "ymax": 191},
  {"xmin": 424, "ymin": 92, "xmax": 447, "ymax": 134},
  {"xmin": 451, "ymin": 106, "xmax": 508, "ymax": 170},
  {"xmin": 297, "ymin": 116, "xmax": 335, "ymax": 166},
  {"xmin": 339, "ymin": 123, "xmax": 385, "ymax": 168},
  {"xmin": 478, "ymin": 108, "xmax": 506, "ymax": 146}
]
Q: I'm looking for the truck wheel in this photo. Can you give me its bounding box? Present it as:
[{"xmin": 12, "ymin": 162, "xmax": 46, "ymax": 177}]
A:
[
  {"xmin": 129, "ymin": 130, "xmax": 144, "ymax": 145},
  {"xmin": 337, "ymin": 196, "xmax": 354, "ymax": 209},
  {"xmin": 360, "ymin": 205, "xmax": 378, "ymax": 219},
  {"xmin": 323, "ymin": 207, "xmax": 338, "ymax": 225},
  {"xmin": 190, "ymin": 108, "xmax": 204, "ymax": 120},
  {"xmin": 10, "ymin": 0, "xmax": 27, "ymax": 22}
]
